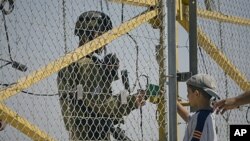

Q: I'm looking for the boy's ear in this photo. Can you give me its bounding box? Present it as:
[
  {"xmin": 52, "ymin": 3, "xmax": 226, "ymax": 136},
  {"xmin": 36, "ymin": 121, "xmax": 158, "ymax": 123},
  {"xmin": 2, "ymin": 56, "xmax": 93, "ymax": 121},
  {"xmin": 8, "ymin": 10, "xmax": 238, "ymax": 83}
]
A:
[{"xmin": 194, "ymin": 90, "xmax": 201, "ymax": 97}]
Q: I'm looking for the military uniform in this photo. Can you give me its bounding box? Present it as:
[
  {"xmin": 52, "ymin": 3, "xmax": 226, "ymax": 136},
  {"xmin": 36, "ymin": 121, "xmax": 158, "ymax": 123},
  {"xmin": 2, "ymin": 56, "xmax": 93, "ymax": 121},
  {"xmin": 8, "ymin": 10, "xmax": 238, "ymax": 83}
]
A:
[{"xmin": 58, "ymin": 56, "xmax": 137, "ymax": 140}]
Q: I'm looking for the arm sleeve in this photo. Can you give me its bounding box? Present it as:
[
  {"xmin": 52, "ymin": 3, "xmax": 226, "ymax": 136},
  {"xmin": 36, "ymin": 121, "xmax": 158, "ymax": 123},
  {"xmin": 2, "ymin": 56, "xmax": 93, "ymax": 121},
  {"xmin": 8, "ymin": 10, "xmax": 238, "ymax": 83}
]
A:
[{"xmin": 57, "ymin": 63, "xmax": 78, "ymax": 131}]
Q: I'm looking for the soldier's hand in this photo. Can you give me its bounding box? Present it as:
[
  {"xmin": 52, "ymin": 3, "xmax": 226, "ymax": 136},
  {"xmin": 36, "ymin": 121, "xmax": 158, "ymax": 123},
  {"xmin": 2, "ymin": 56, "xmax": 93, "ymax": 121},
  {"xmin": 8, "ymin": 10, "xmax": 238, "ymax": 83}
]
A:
[{"xmin": 135, "ymin": 89, "xmax": 146, "ymax": 108}]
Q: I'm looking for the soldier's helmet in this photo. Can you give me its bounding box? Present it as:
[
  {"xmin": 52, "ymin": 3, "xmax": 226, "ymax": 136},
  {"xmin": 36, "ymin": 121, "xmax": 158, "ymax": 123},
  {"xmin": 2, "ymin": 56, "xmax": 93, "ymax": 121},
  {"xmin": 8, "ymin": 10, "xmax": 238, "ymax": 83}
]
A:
[{"xmin": 74, "ymin": 11, "xmax": 113, "ymax": 40}]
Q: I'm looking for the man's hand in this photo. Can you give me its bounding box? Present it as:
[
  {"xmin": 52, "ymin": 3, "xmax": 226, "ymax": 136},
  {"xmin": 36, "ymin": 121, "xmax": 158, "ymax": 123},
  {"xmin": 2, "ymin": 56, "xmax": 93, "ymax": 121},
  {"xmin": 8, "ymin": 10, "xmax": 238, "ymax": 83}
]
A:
[
  {"xmin": 135, "ymin": 89, "xmax": 146, "ymax": 108},
  {"xmin": 213, "ymin": 98, "xmax": 238, "ymax": 114}
]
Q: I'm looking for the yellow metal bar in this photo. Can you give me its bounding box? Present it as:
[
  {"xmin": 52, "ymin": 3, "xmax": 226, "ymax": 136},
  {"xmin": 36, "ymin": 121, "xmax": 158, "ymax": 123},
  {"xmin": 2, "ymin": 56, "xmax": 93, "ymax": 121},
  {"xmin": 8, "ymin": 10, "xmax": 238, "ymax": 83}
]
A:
[
  {"xmin": 182, "ymin": 0, "xmax": 189, "ymax": 5},
  {"xmin": 157, "ymin": 96, "xmax": 166, "ymax": 141},
  {"xmin": 0, "ymin": 103, "xmax": 55, "ymax": 141},
  {"xmin": 197, "ymin": 9, "xmax": 250, "ymax": 26},
  {"xmin": 108, "ymin": 0, "xmax": 157, "ymax": 7},
  {"xmin": 197, "ymin": 28, "xmax": 250, "ymax": 90},
  {"xmin": 157, "ymin": 0, "xmax": 167, "ymax": 139},
  {"xmin": 178, "ymin": 17, "xmax": 250, "ymax": 91},
  {"xmin": 176, "ymin": 0, "xmax": 183, "ymax": 20},
  {"xmin": 0, "ymin": 9, "xmax": 158, "ymax": 101}
]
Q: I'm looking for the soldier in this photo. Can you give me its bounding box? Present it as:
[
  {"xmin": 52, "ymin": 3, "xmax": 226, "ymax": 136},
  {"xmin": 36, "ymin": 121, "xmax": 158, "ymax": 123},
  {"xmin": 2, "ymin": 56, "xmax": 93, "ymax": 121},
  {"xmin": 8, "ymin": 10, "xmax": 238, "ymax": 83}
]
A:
[{"xmin": 57, "ymin": 11, "xmax": 145, "ymax": 140}]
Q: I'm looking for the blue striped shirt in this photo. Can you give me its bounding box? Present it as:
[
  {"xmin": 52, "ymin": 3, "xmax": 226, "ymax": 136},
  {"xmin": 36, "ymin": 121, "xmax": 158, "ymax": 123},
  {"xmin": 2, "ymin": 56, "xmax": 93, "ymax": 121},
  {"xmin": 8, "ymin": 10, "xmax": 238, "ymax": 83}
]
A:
[{"xmin": 183, "ymin": 110, "xmax": 217, "ymax": 141}]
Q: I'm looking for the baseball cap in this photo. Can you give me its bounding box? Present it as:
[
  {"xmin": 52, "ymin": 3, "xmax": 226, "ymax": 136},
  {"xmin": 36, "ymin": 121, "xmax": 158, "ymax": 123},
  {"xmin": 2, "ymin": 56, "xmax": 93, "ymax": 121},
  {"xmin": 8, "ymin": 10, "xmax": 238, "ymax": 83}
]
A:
[{"xmin": 186, "ymin": 74, "xmax": 220, "ymax": 99}]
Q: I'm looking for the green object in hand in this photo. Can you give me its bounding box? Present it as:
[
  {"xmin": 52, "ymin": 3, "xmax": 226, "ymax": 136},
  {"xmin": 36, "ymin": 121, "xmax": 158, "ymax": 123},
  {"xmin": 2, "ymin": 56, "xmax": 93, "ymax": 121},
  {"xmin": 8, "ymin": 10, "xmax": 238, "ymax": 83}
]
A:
[{"xmin": 146, "ymin": 84, "xmax": 160, "ymax": 96}]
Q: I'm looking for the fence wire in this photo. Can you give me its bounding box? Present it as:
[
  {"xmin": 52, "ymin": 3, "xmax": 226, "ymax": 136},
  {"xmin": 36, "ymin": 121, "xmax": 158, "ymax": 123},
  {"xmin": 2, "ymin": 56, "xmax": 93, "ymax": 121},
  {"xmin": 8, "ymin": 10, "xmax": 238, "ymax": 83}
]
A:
[
  {"xmin": 0, "ymin": 0, "xmax": 165, "ymax": 140},
  {"xmin": 1, "ymin": 0, "xmax": 249, "ymax": 141},
  {"xmin": 197, "ymin": 0, "xmax": 250, "ymax": 140}
]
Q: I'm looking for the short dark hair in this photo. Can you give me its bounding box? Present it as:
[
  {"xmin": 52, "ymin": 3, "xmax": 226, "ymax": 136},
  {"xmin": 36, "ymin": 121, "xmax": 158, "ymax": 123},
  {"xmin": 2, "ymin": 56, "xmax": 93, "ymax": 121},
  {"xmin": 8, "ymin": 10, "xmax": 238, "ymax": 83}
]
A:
[{"xmin": 187, "ymin": 84, "xmax": 212, "ymax": 100}]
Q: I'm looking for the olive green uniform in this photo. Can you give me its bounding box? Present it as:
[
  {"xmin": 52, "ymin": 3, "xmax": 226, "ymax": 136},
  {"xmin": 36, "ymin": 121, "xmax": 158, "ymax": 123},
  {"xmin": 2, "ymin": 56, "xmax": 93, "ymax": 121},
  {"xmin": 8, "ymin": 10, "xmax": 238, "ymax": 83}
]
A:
[{"xmin": 57, "ymin": 57, "xmax": 137, "ymax": 140}]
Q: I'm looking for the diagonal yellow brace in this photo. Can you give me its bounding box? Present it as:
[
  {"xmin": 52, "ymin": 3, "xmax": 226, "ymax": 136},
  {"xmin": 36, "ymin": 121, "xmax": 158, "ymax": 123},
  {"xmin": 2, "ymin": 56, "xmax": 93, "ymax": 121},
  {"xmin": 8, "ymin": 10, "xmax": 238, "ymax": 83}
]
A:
[
  {"xmin": 0, "ymin": 103, "xmax": 55, "ymax": 141},
  {"xmin": 178, "ymin": 18, "xmax": 250, "ymax": 91},
  {"xmin": 197, "ymin": 27, "xmax": 250, "ymax": 91},
  {"xmin": 108, "ymin": 0, "xmax": 157, "ymax": 7},
  {"xmin": 197, "ymin": 9, "xmax": 250, "ymax": 27},
  {"xmin": 0, "ymin": 9, "xmax": 158, "ymax": 101}
]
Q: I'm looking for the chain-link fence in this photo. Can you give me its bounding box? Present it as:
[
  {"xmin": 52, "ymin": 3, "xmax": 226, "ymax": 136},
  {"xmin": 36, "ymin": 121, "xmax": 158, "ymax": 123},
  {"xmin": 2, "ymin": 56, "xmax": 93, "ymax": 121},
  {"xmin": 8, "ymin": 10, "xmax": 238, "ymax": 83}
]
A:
[
  {"xmin": 0, "ymin": 0, "xmax": 166, "ymax": 140},
  {"xmin": 176, "ymin": 0, "xmax": 250, "ymax": 140},
  {"xmin": 196, "ymin": 0, "xmax": 250, "ymax": 140},
  {"xmin": 1, "ymin": 0, "xmax": 249, "ymax": 141}
]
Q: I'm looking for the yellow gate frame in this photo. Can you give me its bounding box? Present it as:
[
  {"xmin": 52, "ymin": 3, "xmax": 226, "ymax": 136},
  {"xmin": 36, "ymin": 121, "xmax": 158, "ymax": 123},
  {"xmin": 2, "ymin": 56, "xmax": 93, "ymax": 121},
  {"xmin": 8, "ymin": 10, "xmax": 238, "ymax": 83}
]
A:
[
  {"xmin": 0, "ymin": 5, "xmax": 158, "ymax": 140},
  {"xmin": 1, "ymin": 0, "xmax": 250, "ymax": 140},
  {"xmin": 177, "ymin": 1, "xmax": 250, "ymax": 91}
]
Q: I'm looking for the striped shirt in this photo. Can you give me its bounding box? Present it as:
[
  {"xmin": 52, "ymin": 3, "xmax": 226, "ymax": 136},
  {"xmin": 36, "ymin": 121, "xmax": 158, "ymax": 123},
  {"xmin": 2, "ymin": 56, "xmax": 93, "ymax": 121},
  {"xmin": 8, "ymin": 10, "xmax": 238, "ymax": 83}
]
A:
[{"xmin": 183, "ymin": 110, "xmax": 217, "ymax": 141}]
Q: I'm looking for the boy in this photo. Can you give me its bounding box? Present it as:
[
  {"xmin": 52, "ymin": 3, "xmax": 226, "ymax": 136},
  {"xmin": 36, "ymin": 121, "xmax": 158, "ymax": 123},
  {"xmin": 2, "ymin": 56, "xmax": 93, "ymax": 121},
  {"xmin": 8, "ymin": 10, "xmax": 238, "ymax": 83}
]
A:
[{"xmin": 177, "ymin": 74, "xmax": 220, "ymax": 141}]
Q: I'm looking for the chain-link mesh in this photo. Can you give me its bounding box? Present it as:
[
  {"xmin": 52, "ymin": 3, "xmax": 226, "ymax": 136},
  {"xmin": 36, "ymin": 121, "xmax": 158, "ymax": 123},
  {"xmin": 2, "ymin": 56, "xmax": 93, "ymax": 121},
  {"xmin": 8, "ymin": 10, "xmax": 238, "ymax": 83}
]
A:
[
  {"xmin": 3, "ymin": 0, "xmax": 248, "ymax": 140},
  {"xmin": 197, "ymin": 0, "xmax": 250, "ymax": 140},
  {"xmin": 0, "ymin": 0, "xmax": 166, "ymax": 141}
]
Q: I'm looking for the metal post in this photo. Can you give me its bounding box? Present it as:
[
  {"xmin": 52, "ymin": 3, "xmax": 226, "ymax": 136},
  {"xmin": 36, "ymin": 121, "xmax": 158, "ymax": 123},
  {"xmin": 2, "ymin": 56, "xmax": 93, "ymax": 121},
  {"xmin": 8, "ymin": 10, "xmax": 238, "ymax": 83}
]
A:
[
  {"xmin": 62, "ymin": 0, "xmax": 68, "ymax": 54},
  {"xmin": 167, "ymin": 0, "xmax": 177, "ymax": 141},
  {"xmin": 189, "ymin": 0, "xmax": 197, "ymax": 112},
  {"xmin": 189, "ymin": 0, "xmax": 197, "ymax": 75}
]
